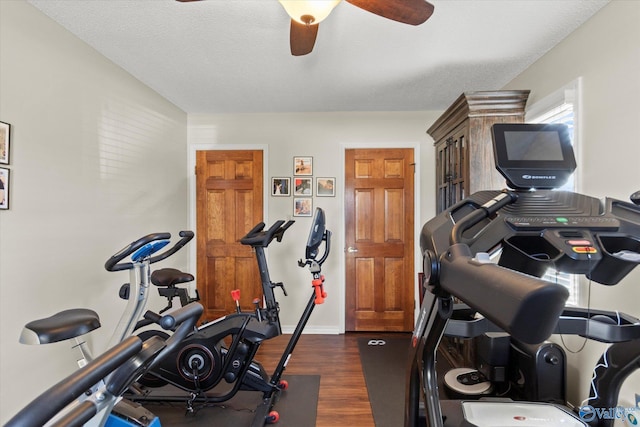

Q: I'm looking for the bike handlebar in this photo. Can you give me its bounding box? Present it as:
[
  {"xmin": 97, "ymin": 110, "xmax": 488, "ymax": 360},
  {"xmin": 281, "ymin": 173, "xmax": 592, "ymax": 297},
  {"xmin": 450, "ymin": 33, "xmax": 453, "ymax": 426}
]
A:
[
  {"xmin": 275, "ymin": 220, "xmax": 295, "ymax": 242},
  {"xmin": 104, "ymin": 231, "xmax": 194, "ymax": 272},
  {"xmin": 4, "ymin": 336, "xmax": 142, "ymax": 427},
  {"xmin": 153, "ymin": 303, "xmax": 203, "ymax": 354},
  {"xmin": 142, "ymin": 302, "xmax": 202, "ymax": 331},
  {"xmin": 106, "ymin": 302, "xmax": 203, "ymax": 397},
  {"xmin": 148, "ymin": 230, "xmax": 194, "ymax": 265},
  {"xmin": 6, "ymin": 302, "xmax": 204, "ymax": 427},
  {"xmin": 239, "ymin": 220, "xmax": 295, "ymax": 247}
]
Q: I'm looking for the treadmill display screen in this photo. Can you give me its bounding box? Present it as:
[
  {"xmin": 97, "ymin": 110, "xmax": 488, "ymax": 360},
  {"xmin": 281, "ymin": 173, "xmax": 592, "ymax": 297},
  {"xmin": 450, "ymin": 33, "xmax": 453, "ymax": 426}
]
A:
[
  {"xmin": 492, "ymin": 123, "xmax": 576, "ymax": 190},
  {"xmin": 504, "ymin": 131, "xmax": 564, "ymax": 161}
]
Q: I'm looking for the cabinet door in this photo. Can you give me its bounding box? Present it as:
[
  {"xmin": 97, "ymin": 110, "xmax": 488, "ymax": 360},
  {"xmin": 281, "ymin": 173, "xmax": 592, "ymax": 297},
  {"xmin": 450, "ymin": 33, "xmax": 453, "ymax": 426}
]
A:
[{"xmin": 435, "ymin": 125, "xmax": 467, "ymax": 213}]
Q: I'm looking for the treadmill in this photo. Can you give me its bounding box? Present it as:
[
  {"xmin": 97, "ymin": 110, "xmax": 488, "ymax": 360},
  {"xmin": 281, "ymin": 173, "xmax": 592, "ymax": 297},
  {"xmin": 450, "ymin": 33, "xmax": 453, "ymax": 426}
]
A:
[{"xmin": 406, "ymin": 123, "xmax": 640, "ymax": 427}]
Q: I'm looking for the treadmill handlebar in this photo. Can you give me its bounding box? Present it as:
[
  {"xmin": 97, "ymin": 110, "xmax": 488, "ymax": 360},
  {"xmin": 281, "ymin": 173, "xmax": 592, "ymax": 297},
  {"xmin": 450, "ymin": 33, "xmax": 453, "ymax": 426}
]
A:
[
  {"xmin": 439, "ymin": 243, "xmax": 568, "ymax": 344},
  {"xmin": 450, "ymin": 190, "xmax": 518, "ymax": 245}
]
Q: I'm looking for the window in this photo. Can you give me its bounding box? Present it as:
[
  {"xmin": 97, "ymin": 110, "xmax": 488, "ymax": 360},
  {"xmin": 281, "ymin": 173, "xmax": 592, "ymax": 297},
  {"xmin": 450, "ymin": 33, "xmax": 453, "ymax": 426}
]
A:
[{"xmin": 526, "ymin": 78, "xmax": 582, "ymax": 305}]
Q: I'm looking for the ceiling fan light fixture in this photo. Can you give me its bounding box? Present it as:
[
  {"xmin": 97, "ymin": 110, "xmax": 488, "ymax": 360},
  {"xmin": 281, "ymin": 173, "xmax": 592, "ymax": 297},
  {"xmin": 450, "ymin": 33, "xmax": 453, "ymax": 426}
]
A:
[{"xmin": 278, "ymin": 0, "xmax": 342, "ymax": 25}]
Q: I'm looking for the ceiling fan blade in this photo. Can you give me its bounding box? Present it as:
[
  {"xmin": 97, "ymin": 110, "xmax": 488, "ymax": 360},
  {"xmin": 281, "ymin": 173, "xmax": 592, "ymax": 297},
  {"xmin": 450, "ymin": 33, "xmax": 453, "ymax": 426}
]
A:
[
  {"xmin": 290, "ymin": 20, "xmax": 319, "ymax": 56},
  {"xmin": 346, "ymin": 0, "xmax": 434, "ymax": 26}
]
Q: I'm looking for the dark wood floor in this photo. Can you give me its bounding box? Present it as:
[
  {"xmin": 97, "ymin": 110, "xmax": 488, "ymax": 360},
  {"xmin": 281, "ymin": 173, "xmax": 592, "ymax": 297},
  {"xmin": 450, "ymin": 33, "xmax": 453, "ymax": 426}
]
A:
[{"xmin": 256, "ymin": 333, "xmax": 402, "ymax": 427}]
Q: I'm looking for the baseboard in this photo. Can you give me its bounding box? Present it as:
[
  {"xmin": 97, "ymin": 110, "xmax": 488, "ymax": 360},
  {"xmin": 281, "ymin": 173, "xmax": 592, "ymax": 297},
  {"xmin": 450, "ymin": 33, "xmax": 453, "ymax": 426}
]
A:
[{"xmin": 280, "ymin": 325, "xmax": 341, "ymax": 335}]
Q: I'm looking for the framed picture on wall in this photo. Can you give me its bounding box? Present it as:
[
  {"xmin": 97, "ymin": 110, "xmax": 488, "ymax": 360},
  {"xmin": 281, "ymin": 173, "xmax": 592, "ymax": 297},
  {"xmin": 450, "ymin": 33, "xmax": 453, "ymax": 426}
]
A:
[
  {"xmin": 271, "ymin": 177, "xmax": 291, "ymax": 196},
  {"xmin": 0, "ymin": 121, "xmax": 10, "ymax": 165},
  {"xmin": 294, "ymin": 177, "xmax": 313, "ymax": 196},
  {"xmin": 293, "ymin": 197, "xmax": 312, "ymax": 217},
  {"xmin": 0, "ymin": 167, "xmax": 9, "ymax": 210},
  {"xmin": 316, "ymin": 177, "xmax": 335, "ymax": 197},
  {"xmin": 293, "ymin": 156, "xmax": 313, "ymax": 176}
]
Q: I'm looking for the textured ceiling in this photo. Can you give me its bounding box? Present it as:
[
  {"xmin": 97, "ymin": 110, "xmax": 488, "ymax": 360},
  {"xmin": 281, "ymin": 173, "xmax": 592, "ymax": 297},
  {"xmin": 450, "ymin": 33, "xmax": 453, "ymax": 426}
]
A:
[{"xmin": 28, "ymin": 0, "xmax": 609, "ymax": 114}]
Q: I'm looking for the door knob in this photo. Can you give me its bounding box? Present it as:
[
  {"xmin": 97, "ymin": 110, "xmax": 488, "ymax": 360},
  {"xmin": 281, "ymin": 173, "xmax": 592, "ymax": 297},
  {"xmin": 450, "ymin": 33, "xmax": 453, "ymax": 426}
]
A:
[{"xmin": 347, "ymin": 247, "xmax": 358, "ymax": 253}]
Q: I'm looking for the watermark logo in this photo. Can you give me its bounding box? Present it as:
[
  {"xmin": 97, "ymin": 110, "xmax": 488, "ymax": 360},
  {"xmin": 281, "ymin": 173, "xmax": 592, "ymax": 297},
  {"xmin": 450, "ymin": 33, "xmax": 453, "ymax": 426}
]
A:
[{"xmin": 579, "ymin": 405, "xmax": 638, "ymax": 424}]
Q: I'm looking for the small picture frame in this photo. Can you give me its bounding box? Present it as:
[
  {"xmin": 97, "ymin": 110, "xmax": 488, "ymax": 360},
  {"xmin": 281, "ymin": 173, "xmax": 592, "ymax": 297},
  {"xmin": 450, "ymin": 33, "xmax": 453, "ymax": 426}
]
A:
[
  {"xmin": 293, "ymin": 156, "xmax": 313, "ymax": 176},
  {"xmin": 271, "ymin": 177, "xmax": 291, "ymax": 197},
  {"xmin": 0, "ymin": 121, "xmax": 10, "ymax": 165},
  {"xmin": 0, "ymin": 167, "xmax": 9, "ymax": 210},
  {"xmin": 294, "ymin": 177, "xmax": 313, "ymax": 196},
  {"xmin": 293, "ymin": 197, "xmax": 313, "ymax": 217},
  {"xmin": 316, "ymin": 177, "xmax": 335, "ymax": 197}
]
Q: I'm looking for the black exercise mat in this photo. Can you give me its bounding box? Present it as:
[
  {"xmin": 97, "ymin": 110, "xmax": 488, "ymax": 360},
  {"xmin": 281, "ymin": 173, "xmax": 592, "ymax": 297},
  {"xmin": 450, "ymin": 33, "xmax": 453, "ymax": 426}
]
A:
[
  {"xmin": 141, "ymin": 375, "xmax": 319, "ymax": 427},
  {"xmin": 358, "ymin": 336, "xmax": 411, "ymax": 427},
  {"xmin": 358, "ymin": 336, "xmax": 452, "ymax": 427}
]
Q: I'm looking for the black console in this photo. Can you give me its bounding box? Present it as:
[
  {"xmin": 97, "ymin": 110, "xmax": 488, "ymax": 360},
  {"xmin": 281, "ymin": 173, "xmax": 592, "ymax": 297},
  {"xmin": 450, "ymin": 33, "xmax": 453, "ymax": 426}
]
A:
[
  {"xmin": 421, "ymin": 123, "xmax": 640, "ymax": 286},
  {"xmin": 492, "ymin": 122, "xmax": 576, "ymax": 190}
]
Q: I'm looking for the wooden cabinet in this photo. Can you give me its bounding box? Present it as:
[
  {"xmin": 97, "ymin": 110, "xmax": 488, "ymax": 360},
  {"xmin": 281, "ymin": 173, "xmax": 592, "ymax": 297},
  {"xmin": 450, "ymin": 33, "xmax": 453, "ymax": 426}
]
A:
[
  {"xmin": 428, "ymin": 90, "xmax": 530, "ymax": 369},
  {"xmin": 428, "ymin": 90, "xmax": 530, "ymax": 213}
]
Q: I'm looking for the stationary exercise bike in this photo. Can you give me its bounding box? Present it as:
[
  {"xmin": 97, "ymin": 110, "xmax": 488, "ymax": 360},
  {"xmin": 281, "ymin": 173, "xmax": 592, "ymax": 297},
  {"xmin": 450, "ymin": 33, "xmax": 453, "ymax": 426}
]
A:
[
  {"xmin": 128, "ymin": 208, "xmax": 332, "ymax": 426},
  {"xmin": 406, "ymin": 123, "xmax": 640, "ymax": 427},
  {"xmin": 7, "ymin": 303, "xmax": 204, "ymax": 427},
  {"xmin": 7, "ymin": 231, "xmax": 203, "ymax": 427}
]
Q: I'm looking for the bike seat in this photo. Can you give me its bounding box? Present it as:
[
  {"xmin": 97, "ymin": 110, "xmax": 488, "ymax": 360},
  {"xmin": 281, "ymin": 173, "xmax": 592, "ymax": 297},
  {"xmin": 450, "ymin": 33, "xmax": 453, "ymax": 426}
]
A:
[
  {"xmin": 151, "ymin": 268, "xmax": 194, "ymax": 287},
  {"xmin": 20, "ymin": 308, "xmax": 101, "ymax": 345}
]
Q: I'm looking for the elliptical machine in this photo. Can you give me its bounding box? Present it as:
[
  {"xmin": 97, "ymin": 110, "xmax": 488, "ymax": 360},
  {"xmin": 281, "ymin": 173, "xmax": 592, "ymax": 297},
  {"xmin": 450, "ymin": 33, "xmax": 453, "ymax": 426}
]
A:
[
  {"xmin": 129, "ymin": 208, "xmax": 332, "ymax": 426},
  {"xmin": 406, "ymin": 123, "xmax": 640, "ymax": 427}
]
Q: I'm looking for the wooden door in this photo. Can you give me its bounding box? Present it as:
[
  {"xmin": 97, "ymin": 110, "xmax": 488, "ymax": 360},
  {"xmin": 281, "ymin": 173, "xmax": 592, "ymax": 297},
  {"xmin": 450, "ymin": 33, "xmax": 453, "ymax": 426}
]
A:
[
  {"xmin": 345, "ymin": 148, "xmax": 415, "ymax": 331},
  {"xmin": 195, "ymin": 150, "xmax": 263, "ymax": 321}
]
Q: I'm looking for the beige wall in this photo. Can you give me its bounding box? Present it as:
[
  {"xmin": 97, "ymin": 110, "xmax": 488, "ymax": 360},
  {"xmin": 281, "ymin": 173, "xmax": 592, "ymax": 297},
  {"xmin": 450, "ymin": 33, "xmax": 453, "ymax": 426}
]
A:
[
  {"xmin": 504, "ymin": 0, "xmax": 640, "ymax": 411},
  {"xmin": 187, "ymin": 112, "xmax": 439, "ymax": 333},
  {"xmin": 0, "ymin": 1, "xmax": 188, "ymax": 422}
]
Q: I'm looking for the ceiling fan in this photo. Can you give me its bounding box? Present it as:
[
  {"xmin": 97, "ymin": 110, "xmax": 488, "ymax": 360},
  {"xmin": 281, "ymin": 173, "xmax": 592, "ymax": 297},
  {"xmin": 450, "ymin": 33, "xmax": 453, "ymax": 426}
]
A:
[{"xmin": 176, "ymin": 0, "xmax": 435, "ymax": 56}]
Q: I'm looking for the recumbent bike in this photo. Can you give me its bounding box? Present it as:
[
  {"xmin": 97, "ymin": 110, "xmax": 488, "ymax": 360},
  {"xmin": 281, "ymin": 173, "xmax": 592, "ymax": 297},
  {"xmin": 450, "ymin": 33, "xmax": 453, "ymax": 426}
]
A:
[{"xmin": 406, "ymin": 123, "xmax": 640, "ymax": 427}]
